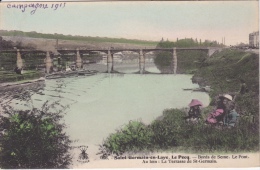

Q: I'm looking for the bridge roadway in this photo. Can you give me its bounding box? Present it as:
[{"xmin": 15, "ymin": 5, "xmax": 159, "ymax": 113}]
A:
[
  {"xmin": 0, "ymin": 47, "xmax": 212, "ymax": 54},
  {"xmin": 56, "ymin": 47, "xmax": 209, "ymax": 54},
  {"xmin": 0, "ymin": 47, "xmax": 222, "ymax": 74}
]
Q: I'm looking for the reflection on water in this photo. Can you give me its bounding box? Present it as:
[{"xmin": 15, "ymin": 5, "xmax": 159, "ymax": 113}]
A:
[
  {"xmin": 30, "ymin": 68, "xmax": 210, "ymax": 165},
  {"xmin": 114, "ymin": 63, "xmax": 161, "ymax": 74}
]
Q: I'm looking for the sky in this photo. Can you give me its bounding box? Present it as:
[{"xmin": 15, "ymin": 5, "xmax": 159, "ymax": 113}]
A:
[{"xmin": 0, "ymin": 1, "xmax": 259, "ymax": 45}]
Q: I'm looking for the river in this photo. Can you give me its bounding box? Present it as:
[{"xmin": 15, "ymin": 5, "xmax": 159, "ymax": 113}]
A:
[{"xmin": 29, "ymin": 63, "xmax": 210, "ymax": 166}]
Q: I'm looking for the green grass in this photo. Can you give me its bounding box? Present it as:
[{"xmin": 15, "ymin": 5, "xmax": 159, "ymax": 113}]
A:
[
  {"xmin": 0, "ymin": 70, "xmax": 42, "ymax": 83},
  {"xmin": 193, "ymin": 49, "xmax": 259, "ymax": 118},
  {"xmin": 98, "ymin": 108, "xmax": 258, "ymax": 157}
]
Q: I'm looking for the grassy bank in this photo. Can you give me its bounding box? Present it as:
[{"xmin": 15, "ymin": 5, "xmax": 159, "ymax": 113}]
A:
[
  {"xmin": 99, "ymin": 109, "xmax": 258, "ymax": 157},
  {"xmin": 98, "ymin": 49, "xmax": 259, "ymax": 157},
  {"xmin": 0, "ymin": 70, "xmax": 43, "ymax": 83},
  {"xmin": 192, "ymin": 49, "xmax": 259, "ymax": 122}
]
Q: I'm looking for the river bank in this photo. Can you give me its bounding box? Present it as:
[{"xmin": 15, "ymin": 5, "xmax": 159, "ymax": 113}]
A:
[
  {"xmin": 191, "ymin": 49, "xmax": 259, "ymax": 116},
  {"xmin": 0, "ymin": 77, "xmax": 45, "ymax": 112},
  {"xmin": 99, "ymin": 48, "xmax": 259, "ymax": 156},
  {"xmin": 0, "ymin": 70, "xmax": 44, "ymax": 83}
]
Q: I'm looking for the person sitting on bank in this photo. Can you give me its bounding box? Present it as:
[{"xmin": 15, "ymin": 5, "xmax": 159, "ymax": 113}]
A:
[
  {"xmin": 14, "ymin": 67, "xmax": 23, "ymax": 75},
  {"xmin": 223, "ymin": 101, "xmax": 239, "ymax": 128},
  {"xmin": 206, "ymin": 94, "xmax": 233, "ymax": 125},
  {"xmin": 206, "ymin": 109, "xmax": 224, "ymax": 125},
  {"xmin": 239, "ymin": 79, "xmax": 248, "ymax": 95},
  {"xmin": 185, "ymin": 99, "xmax": 203, "ymax": 123}
]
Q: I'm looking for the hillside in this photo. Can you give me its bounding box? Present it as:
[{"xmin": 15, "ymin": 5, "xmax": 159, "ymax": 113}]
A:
[
  {"xmin": 2, "ymin": 36, "xmax": 156, "ymax": 53},
  {"xmin": 0, "ymin": 30, "xmax": 157, "ymax": 52},
  {"xmin": 192, "ymin": 49, "xmax": 259, "ymax": 127}
]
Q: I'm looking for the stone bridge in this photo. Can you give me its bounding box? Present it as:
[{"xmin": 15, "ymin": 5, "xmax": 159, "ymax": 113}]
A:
[{"xmin": 0, "ymin": 47, "xmax": 222, "ymax": 74}]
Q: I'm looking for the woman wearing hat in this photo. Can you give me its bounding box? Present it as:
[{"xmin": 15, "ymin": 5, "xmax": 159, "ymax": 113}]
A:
[
  {"xmin": 206, "ymin": 94, "xmax": 233, "ymax": 125},
  {"xmin": 219, "ymin": 94, "xmax": 233, "ymax": 106},
  {"xmin": 218, "ymin": 94, "xmax": 233, "ymax": 122},
  {"xmin": 186, "ymin": 99, "xmax": 203, "ymax": 122}
]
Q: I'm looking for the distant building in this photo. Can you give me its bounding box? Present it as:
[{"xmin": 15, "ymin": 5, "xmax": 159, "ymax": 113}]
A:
[{"xmin": 249, "ymin": 31, "xmax": 259, "ymax": 48}]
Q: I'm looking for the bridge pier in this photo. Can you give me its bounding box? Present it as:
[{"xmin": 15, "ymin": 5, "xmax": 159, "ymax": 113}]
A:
[
  {"xmin": 76, "ymin": 48, "xmax": 82, "ymax": 69},
  {"xmin": 16, "ymin": 49, "xmax": 23, "ymax": 69},
  {"xmin": 45, "ymin": 51, "xmax": 53, "ymax": 74},
  {"xmin": 172, "ymin": 48, "xmax": 177, "ymax": 74},
  {"xmin": 107, "ymin": 50, "xmax": 113, "ymax": 73},
  {"xmin": 139, "ymin": 49, "xmax": 145, "ymax": 74}
]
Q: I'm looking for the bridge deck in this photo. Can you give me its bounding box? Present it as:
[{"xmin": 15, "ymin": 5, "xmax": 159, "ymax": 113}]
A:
[{"xmin": 0, "ymin": 47, "xmax": 219, "ymax": 55}]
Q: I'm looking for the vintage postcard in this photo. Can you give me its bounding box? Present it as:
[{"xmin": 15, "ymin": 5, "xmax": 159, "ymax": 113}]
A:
[{"xmin": 0, "ymin": 0, "xmax": 259, "ymax": 169}]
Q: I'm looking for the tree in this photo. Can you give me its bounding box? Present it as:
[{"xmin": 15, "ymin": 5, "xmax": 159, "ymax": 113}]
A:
[
  {"xmin": 154, "ymin": 38, "xmax": 208, "ymax": 73},
  {"xmin": 160, "ymin": 37, "xmax": 164, "ymax": 42},
  {"xmin": 154, "ymin": 40, "xmax": 175, "ymax": 72},
  {"xmin": 0, "ymin": 36, "xmax": 14, "ymax": 50},
  {"xmin": 0, "ymin": 101, "xmax": 72, "ymax": 168}
]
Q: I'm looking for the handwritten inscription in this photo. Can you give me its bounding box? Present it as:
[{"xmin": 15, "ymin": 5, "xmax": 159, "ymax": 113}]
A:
[{"xmin": 6, "ymin": 3, "xmax": 66, "ymax": 15}]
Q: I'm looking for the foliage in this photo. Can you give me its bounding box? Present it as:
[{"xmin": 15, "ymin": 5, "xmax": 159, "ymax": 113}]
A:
[
  {"xmin": 154, "ymin": 41, "xmax": 175, "ymax": 73},
  {"xmin": 0, "ymin": 52, "xmax": 46, "ymax": 71},
  {"xmin": 100, "ymin": 108, "xmax": 259, "ymax": 156},
  {"xmin": 0, "ymin": 36, "xmax": 34, "ymax": 50},
  {"xmin": 0, "ymin": 101, "xmax": 72, "ymax": 168},
  {"xmin": 150, "ymin": 109, "xmax": 185, "ymax": 148},
  {"xmin": 0, "ymin": 36, "xmax": 14, "ymax": 50},
  {"xmin": 193, "ymin": 49, "xmax": 258, "ymax": 94},
  {"xmin": 151, "ymin": 109, "xmax": 258, "ymax": 153},
  {"xmin": 0, "ymin": 70, "xmax": 42, "ymax": 83},
  {"xmin": 177, "ymin": 50, "xmax": 208, "ymax": 74},
  {"xmin": 192, "ymin": 49, "xmax": 259, "ymax": 131},
  {"xmin": 154, "ymin": 51, "xmax": 172, "ymax": 67},
  {"xmin": 98, "ymin": 120, "xmax": 153, "ymax": 156},
  {"xmin": 154, "ymin": 40, "xmax": 208, "ymax": 73}
]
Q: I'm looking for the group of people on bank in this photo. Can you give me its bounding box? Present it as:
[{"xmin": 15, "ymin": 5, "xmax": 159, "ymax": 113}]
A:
[{"xmin": 185, "ymin": 94, "xmax": 239, "ymax": 128}]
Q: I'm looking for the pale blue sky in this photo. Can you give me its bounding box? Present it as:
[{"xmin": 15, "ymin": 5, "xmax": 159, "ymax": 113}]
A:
[{"xmin": 0, "ymin": 1, "xmax": 258, "ymax": 45}]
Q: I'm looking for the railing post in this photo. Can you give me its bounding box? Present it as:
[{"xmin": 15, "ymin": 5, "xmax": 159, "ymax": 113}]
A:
[
  {"xmin": 16, "ymin": 49, "xmax": 23, "ymax": 69},
  {"xmin": 172, "ymin": 48, "xmax": 177, "ymax": 74}
]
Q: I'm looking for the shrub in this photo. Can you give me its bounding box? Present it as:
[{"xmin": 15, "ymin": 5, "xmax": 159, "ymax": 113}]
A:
[
  {"xmin": 0, "ymin": 102, "xmax": 72, "ymax": 168},
  {"xmin": 150, "ymin": 109, "xmax": 185, "ymax": 148},
  {"xmin": 99, "ymin": 120, "xmax": 153, "ymax": 156}
]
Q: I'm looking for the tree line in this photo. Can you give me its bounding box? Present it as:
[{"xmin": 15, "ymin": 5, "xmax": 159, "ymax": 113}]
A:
[{"xmin": 157, "ymin": 37, "xmax": 223, "ymax": 48}]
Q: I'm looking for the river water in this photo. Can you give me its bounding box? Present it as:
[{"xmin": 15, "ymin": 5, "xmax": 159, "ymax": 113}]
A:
[{"xmin": 29, "ymin": 63, "xmax": 210, "ymax": 166}]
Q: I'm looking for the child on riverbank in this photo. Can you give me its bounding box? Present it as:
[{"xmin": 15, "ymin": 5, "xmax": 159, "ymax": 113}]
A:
[
  {"xmin": 223, "ymin": 101, "xmax": 239, "ymax": 128},
  {"xmin": 185, "ymin": 99, "xmax": 203, "ymax": 123}
]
